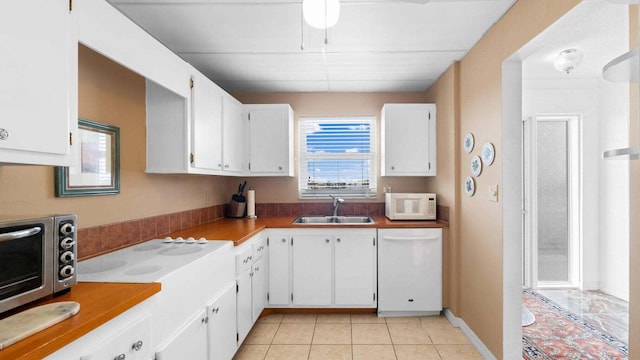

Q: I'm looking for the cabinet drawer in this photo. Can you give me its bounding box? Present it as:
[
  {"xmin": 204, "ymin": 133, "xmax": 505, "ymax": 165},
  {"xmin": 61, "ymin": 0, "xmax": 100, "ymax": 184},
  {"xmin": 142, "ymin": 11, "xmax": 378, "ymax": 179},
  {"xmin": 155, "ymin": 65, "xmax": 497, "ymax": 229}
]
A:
[
  {"xmin": 80, "ymin": 314, "xmax": 151, "ymax": 360},
  {"xmin": 252, "ymin": 236, "xmax": 267, "ymax": 261},
  {"xmin": 236, "ymin": 245, "xmax": 253, "ymax": 274}
]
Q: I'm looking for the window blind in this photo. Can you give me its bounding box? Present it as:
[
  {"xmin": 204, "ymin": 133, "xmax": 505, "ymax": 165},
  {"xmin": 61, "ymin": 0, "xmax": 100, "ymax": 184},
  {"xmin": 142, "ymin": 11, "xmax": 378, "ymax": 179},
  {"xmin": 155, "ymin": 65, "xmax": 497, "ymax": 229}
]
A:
[{"xmin": 299, "ymin": 117, "xmax": 376, "ymax": 199}]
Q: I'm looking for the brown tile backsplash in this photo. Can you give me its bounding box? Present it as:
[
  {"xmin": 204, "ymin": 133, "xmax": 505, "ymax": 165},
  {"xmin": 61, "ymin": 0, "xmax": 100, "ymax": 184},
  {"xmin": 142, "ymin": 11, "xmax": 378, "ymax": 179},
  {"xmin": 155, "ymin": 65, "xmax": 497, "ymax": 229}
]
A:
[
  {"xmin": 79, "ymin": 202, "xmax": 443, "ymax": 261},
  {"xmin": 78, "ymin": 204, "xmax": 224, "ymax": 260}
]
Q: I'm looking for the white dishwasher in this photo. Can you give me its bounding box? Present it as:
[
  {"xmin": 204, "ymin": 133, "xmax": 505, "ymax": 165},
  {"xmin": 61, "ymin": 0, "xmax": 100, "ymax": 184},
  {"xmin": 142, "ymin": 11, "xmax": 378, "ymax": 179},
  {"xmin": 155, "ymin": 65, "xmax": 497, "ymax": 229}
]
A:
[{"xmin": 377, "ymin": 228, "xmax": 442, "ymax": 317}]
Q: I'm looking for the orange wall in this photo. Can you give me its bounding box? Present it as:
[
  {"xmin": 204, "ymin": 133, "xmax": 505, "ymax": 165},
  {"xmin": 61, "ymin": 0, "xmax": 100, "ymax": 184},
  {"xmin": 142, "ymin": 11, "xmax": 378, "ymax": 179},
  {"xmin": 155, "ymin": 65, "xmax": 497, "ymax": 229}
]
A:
[
  {"xmin": 232, "ymin": 92, "xmax": 432, "ymax": 203},
  {"xmin": 0, "ymin": 45, "xmax": 232, "ymax": 228},
  {"xmin": 425, "ymin": 64, "xmax": 460, "ymax": 312},
  {"xmin": 424, "ymin": 0, "xmax": 581, "ymax": 357}
]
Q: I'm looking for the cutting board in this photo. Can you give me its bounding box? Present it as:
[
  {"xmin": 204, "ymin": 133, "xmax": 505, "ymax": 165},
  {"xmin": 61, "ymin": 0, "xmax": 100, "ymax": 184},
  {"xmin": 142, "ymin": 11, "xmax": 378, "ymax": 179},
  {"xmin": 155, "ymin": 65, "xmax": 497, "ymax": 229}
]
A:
[{"xmin": 0, "ymin": 301, "xmax": 80, "ymax": 350}]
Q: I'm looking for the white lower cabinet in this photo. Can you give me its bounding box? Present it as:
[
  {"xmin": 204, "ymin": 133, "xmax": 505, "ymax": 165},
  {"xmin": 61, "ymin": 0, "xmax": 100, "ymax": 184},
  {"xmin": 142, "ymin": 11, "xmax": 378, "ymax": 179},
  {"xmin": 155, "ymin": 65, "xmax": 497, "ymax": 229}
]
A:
[
  {"xmin": 207, "ymin": 283, "xmax": 237, "ymax": 360},
  {"xmin": 267, "ymin": 232, "xmax": 290, "ymax": 306},
  {"xmin": 236, "ymin": 267, "xmax": 252, "ymax": 345},
  {"xmin": 79, "ymin": 314, "xmax": 152, "ymax": 360},
  {"xmin": 334, "ymin": 232, "xmax": 377, "ymax": 306},
  {"xmin": 267, "ymin": 229, "xmax": 377, "ymax": 308},
  {"xmin": 251, "ymin": 256, "xmax": 267, "ymax": 322},
  {"xmin": 292, "ymin": 234, "xmax": 332, "ymax": 305},
  {"xmin": 156, "ymin": 309, "xmax": 209, "ymax": 360},
  {"xmin": 235, "ymin": 232, "xmax": 268, "ymax": 346}
]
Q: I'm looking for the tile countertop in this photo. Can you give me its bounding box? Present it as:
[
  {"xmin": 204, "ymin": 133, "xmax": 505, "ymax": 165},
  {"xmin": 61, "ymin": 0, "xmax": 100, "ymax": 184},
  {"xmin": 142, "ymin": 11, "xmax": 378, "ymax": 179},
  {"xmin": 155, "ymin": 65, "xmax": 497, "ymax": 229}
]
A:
[
  {"xmin": 170, "ymin": 216, "xmax": 448, "ymax": 246},
  {"xmin": 0, "ymin": 282, "xmax": 160, "ymax": 360}
]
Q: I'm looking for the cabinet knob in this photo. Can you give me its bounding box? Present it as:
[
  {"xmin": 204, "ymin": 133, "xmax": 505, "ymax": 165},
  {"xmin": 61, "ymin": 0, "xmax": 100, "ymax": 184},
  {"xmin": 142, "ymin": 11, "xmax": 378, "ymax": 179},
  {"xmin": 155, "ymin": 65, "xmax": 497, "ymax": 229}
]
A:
[
  {"xmin": 255, "ymin": 266, "xmax": 259, "ymax": 271},
  {"xmin": 218, "ymin": 163, "xmax": 222, "ymax": 168},
  {"xmin": 132, "ymin": 340, "xmax": 143, "ymax": 351},
  {"xmin": 391, "ymin": 166, "xmax": 395, "ymax": 170},
  {"xmin": 0, "ymin": 128, "xmax": 8, "ymax": 140},
  {"xmin": 202, "ymin": 316, "xmax": 209, "ymax": 324},
  {"xmin": 278, "ymin": 166, "xmax": 283, "ymax": 170},
  {"xmin": 281, "ymin": 238, "xmax": 286, "ymax": 243},
  {"xmin": 114, "ymin": 354, "xmax": 126, "ymax": 360},
  {"xmin": 325, "ymin": 239, "xmax": 330, "ymax": 243},
  {"xmin": 224, "ymin": 164, "xmax": 230, "ymax": 168},
  {"xmin": 214, "ymin": 307, "xmax": 220, "ymax": 313},
  {"xmin": 337, "ymin": 238, "xmax": 341, "ymax": 243}
]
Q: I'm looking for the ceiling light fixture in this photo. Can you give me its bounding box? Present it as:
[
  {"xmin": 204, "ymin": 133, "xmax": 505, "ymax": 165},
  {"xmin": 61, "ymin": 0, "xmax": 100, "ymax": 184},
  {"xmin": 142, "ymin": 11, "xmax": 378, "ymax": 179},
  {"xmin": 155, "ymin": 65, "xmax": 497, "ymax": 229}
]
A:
[
  {"xmin": 303, "ymin": 0, "xmax": 341, "ymax": 29},
  {"xmin": 553, "ymin": 48, "xmax": 584, "ymax": 74}
]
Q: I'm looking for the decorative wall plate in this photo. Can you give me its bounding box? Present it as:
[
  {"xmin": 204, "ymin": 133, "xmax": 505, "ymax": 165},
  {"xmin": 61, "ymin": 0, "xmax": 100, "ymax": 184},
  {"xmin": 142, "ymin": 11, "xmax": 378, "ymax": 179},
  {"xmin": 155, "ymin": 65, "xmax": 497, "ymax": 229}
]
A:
[
  {"xmin": 482, "ymin": 142, "xmax": 495, "ymax": 166},
  {"xmin": 464, "ymin": 176, "xmax": 475, "ymax": 196},
  {"xmin": 463, "ymin": 133, "xmax": 475, "ymax": 153},
  {"xmin": 470, "ymin": 155, "xmax": 482, "ymax": 177}
]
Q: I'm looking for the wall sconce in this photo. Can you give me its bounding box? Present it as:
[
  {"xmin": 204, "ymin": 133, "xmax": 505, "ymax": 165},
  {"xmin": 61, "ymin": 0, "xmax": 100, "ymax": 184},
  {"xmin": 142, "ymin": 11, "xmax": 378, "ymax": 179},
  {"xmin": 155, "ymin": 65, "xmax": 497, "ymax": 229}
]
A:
[
  {"xmin": 303, "ymin": 0, "xmax": 341, "ymax": 29},
  {"xmin": 553, "ymin": 48, "xmax": 584, "ymax": 74}
]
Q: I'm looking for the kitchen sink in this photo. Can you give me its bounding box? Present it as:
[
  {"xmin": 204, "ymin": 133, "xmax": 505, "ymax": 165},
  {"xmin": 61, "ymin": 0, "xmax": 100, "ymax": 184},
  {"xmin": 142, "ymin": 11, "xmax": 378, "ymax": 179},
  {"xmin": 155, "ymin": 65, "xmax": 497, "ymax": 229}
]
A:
[{"xmin": 292, "ymin": 215, "xmax": 375, "ymax": 225}]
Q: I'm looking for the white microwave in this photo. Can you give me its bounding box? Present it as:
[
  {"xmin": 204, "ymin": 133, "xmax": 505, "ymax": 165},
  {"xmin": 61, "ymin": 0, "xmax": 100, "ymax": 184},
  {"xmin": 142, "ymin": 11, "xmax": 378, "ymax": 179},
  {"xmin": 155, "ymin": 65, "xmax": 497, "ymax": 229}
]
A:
[{"xmin": 385, "ymin": 193, "xmax": 437, "ymax": 220}]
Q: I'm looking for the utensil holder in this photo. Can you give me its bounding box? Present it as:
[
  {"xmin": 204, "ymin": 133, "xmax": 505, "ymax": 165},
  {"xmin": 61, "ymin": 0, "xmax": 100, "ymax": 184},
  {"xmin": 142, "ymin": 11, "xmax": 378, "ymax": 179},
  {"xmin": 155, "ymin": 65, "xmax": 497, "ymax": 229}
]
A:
[{"xmin": 227, "ymin": 200, "xmax": 246, "ymax": 218}]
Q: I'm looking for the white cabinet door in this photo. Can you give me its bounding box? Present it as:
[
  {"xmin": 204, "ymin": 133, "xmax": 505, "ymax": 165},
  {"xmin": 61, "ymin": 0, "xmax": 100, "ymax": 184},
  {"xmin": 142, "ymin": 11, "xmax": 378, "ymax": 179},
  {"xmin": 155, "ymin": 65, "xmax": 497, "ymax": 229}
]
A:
[
  {"xmin": 0, "ymin": 0, "xmax": 77, "ymax": 166},
  {"xmin": 80, "ymin": 314, "xmax": 151, "ymax": 360},
  {"xmin": 251, "ymin": 257, "xmax": 267, "ymax": 322},
  {"xmin": 292, "ymin": 235, "xmax": 332, "ymax": 305},
  {"xmin": 191, "ymin": 73, "xmax": 223, "ymax": 171},
  {"xmin": 267, "ymin": 233, "xmax": 290, "ymax": 306},
  {"xmin": 245, "ymin": 104, "xmax": 294, "ymax": 176},
  {"xmin": 222, "ymin": 95, "xmax": 243, "ymax": 174},
  {"xmin": 156, "ymin": 309, "xmax": 208, "ymax": 360},
  {"xmin": 381, "ymin": 104, "xmax": 436, "ymax": 176},
  {"xmin": 236, "ymin": 270, "xmax": 252, "ymax": 345},
  {"xmin": 334, "ymin": 231, "xmax": 377, "ymax": 306},
  {"xmin": 207, "ymin": 283, "xmax": 237, "ymax": 360}
]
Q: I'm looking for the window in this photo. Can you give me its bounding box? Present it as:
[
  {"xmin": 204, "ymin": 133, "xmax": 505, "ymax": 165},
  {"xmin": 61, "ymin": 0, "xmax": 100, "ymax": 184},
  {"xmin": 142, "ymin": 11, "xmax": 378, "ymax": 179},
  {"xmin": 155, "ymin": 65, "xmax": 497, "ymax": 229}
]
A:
[{"xmin": 299, "ymin": 117, "xmax": 376, "ymax": 199}]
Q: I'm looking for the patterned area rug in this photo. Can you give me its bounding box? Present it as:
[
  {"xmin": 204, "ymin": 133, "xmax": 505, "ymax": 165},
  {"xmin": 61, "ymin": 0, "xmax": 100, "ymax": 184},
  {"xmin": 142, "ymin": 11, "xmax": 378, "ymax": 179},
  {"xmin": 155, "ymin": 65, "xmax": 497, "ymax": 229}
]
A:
[{"xmin": 522, "ymin": 289, "xmax": 628, "ymax": 360}]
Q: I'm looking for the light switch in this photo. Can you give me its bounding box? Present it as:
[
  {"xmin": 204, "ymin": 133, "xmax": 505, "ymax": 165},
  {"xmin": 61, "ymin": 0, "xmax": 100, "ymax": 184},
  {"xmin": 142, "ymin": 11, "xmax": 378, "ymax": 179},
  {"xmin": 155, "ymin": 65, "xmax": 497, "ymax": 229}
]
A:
[{"xmin": 488, "ymin": 185, "xmax": 499, "ymax": 202}]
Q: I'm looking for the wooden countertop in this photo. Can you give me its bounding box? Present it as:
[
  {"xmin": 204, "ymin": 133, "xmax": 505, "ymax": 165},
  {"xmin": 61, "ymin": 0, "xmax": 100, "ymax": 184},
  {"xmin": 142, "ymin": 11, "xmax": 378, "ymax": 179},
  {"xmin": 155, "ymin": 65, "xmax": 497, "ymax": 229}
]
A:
[
  {"xmin": 0, "ymin": 282, "xmax": 160, "ymax": 360},
  {"xmin": 171, "ymin": 216, "xmax": 448, "ymax": 246}
]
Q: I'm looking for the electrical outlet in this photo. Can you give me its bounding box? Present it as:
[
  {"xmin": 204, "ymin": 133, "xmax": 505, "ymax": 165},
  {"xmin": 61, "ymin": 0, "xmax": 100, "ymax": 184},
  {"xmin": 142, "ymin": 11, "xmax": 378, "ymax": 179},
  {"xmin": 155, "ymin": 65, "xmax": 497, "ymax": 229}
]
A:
[{"xmin": 488, "ymin": 185, "xmax": 499, "ymax": 202}]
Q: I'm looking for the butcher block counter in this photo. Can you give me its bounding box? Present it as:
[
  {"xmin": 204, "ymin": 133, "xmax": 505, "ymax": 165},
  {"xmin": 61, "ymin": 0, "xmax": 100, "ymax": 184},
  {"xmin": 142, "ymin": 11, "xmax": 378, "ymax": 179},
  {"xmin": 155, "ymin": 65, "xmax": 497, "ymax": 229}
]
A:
[
  {"xmin": 0, "ymin": 282, "xmax": 160, "ymax": 360},
  {"xmin": 170, "ymin": 216, "xmax": 448, "ymax": 246}
]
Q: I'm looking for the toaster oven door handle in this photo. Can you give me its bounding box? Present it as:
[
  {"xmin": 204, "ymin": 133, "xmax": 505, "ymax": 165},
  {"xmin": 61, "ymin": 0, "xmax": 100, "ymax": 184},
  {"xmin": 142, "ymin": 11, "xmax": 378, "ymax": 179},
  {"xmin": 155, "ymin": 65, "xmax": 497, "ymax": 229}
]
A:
[{"xmin": 0, "ymin": 226, "xmax": 42, "ymax": 243}]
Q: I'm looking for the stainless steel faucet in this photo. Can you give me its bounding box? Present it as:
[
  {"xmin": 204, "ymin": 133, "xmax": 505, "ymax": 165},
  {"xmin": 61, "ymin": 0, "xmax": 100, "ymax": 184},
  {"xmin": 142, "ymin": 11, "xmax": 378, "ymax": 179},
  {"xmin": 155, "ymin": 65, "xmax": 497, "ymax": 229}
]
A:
[{"xmin": 329, "ymin": 195, "xmax": 345, "ymax": 216}]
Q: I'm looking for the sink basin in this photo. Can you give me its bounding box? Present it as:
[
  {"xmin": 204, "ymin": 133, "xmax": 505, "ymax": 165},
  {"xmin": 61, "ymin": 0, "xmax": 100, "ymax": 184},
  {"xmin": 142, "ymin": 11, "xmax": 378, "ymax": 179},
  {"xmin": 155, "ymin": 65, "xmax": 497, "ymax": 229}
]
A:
[{"xmin": 292, "ymin": 216, "xmax": 375, "ymax": 225}]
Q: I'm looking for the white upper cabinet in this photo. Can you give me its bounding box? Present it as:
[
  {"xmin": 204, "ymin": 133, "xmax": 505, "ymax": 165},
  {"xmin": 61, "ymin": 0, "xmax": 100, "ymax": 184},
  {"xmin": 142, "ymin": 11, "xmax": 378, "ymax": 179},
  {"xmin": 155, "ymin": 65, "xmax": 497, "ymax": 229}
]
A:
[
  {"xmin": 191, "ymin": 72, "xmax": 223, "ymax": 172},
  {"xmin": 145, "ymin": 79, "xmax": 191, "ymax": 174},
  {"xmin": 381, "ymin": 104, "xmax": 436, "ymax": 176},
  {"xmin": 0, "ymin": 0, "xmax": 78, "ymax": 166},
  {"xmin": 222, "ymin": 95, "xmax": 244, "ymax": 174},
  {"xmin": 245, "ymin": 104, "xmax": 294, "ymax": 177},
  {"xmin": 146, "ymin": 69, "xmax": 244, "ymax": 176}
]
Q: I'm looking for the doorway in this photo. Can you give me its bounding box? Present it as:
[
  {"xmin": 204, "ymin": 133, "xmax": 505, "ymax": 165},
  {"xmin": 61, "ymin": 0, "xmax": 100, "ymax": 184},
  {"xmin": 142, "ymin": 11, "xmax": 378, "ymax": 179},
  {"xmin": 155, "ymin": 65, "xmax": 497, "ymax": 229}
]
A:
[{"xmin": 523, "ymin": 114, "xmax": 581, "ymax": 289}]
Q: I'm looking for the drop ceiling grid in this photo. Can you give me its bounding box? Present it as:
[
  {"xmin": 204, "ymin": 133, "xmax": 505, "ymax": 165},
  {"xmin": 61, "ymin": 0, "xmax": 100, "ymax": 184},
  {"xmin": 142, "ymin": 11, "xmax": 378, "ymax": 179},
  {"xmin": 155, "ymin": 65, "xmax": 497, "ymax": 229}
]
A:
[{"xmin": 109, "ymin": 0, "xmax": 517, "ymax": 92}]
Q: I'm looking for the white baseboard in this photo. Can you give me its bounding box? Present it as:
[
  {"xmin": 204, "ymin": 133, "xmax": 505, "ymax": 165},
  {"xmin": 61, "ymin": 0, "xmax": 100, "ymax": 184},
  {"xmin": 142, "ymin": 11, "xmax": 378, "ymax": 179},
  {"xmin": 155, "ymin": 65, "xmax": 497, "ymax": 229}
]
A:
[{"xmin": 443, "ymin": 308, "xmax": 497, "ymax": 360}]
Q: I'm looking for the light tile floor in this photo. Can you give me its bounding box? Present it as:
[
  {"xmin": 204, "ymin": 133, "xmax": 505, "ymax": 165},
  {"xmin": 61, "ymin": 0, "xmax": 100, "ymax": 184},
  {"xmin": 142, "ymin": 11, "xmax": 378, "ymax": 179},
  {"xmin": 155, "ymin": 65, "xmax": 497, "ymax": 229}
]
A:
[{"xmin": 233, "ymin": 313, "xmax": 483, "ymax": 360}]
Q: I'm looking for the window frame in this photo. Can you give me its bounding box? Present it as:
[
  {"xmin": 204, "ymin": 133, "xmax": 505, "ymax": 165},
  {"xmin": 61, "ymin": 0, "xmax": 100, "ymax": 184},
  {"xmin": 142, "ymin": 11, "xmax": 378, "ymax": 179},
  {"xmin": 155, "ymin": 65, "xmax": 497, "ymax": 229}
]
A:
[{"xmin": 298, "ymin": 116, "xmax": 377, "ymax": 199}]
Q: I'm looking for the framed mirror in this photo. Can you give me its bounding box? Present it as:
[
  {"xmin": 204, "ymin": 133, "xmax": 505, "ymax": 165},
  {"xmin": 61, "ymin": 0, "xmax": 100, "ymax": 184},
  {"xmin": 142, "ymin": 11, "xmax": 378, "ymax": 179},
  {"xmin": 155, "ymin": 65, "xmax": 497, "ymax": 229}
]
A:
[{"xmin": 55, "ymin": 119, "xmax": 120, "ymax": 197}]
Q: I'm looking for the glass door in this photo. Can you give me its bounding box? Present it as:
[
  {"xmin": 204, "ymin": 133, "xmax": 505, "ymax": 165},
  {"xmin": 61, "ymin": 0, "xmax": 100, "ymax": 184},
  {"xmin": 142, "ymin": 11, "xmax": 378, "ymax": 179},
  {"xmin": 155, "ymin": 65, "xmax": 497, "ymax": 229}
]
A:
[{"xmin": 523, "ymin": 114, "xmax": 581, "ymax": 288}]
